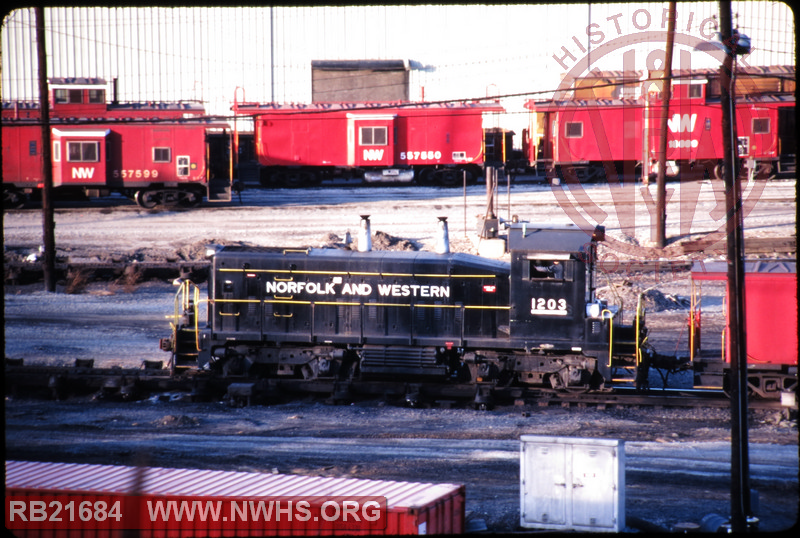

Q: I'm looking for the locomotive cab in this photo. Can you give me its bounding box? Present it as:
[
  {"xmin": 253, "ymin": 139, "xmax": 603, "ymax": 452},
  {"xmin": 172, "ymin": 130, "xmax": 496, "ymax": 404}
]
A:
[
  {"xmin": 506, "ymin": 222, "xmax": 649, "ymax": 390},
  {"xmin": 508, "ymin": 222, "xmax": 608, "ymax": 348}
]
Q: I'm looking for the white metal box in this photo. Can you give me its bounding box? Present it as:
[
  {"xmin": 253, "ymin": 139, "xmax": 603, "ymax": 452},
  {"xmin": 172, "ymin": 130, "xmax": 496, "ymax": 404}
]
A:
[{"xmin": 520, "ymin": 435, "xmax": 625, "ymax": 532}]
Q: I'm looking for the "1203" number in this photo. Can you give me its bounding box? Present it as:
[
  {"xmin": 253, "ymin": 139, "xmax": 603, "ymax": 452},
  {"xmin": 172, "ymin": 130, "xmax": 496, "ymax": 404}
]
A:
[{"xmin": 531, "ymin": 297, "xmax": 568, "ymax": 316}]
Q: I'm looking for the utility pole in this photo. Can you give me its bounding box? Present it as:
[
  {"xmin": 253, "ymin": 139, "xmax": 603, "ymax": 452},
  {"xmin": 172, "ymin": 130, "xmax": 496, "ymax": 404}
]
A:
[
  {"xmin": 654, "ymin": 1, "xmax": 676, "ymax": 248},
  {"xmin": 36, "ymin": 6, "xmax": 56, "ymax": 292},
  {"xmin": 719, "ymin": 0, "xmax": 752, "ymax": 532}
]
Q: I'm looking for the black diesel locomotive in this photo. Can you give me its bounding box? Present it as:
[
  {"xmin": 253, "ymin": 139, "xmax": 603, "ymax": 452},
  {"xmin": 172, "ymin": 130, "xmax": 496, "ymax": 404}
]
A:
[{"xmin": 163, "ymin": 221, "xmax": 657, "ymax": 403}]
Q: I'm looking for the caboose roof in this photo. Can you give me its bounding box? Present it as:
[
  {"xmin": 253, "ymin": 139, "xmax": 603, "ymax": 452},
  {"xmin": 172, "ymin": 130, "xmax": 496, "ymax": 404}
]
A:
[
  {"xmin": 48, "ymin": 77, "xmax": 107, "ymax": 88},
  {"xmin": 691, "ymin": 259, "xmax": 796, "ymax": 280},
  {"xmin": 233, "ymin": 101, "xmax": 505, "ymax": 114}
]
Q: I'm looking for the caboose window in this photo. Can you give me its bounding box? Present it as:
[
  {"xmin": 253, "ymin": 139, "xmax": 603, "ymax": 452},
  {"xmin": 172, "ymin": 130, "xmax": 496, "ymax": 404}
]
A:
[
  {"xmin": 177, "ymin": 156, "xmax": 190, "ymax": 177},
  {"xmin": 66, "ymin": 141, "xmax": 99, "ymax": 162},
  {"xmin": 360, "ymin": 126, "xmax": 388, "ymax": 146},
  {"xmin": 88, "ymin": 89, "xmax": 105, "ymax": 103},
  {"xmin": 565, "ymin": 122, "xmax": 583, "ymax": 138},
  {"xmin": 688, "ymin": 84, "xmax": 703, "ymax": 98},
  {"xmin": 153, "ymin": 147, "xmax": 171, "ymax": 162},
  {"xmin": 54, "ymin": 89, "xmax": 83, "ymax": 104},
  {"xmin": 752, "ymin": 118, "xmax": 770, "ymax": 134}
]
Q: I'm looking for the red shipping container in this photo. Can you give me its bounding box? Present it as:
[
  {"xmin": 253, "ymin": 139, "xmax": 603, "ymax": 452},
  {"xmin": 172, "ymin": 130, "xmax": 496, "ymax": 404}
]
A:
[{"xmin": 6, "ymin": 460, "xmax": 465, "ymax": 536}]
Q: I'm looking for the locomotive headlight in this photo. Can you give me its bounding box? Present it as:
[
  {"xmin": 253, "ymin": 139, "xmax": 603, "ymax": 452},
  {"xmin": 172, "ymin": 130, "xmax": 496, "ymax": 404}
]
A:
[
  {"xmin": 586, "ymin": 300, "xmax": 608, "ymax": 318},
  {"xmin": 586, "ymin": 302, "xmax": 602, "ymax": 318}
]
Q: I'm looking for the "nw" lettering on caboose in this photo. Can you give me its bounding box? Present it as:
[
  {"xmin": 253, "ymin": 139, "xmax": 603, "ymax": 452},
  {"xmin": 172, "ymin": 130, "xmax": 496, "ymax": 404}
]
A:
[
  {"xmin": 71, "ymin": 167, "xmax": 96, "ymax": 179},
  {"xmin": 362, "ymin": 148, "xmax": 385, "ymax": 161},
  {"xmin": 667, "ymin": 113, "xmax": 697, "ymax": 133}
]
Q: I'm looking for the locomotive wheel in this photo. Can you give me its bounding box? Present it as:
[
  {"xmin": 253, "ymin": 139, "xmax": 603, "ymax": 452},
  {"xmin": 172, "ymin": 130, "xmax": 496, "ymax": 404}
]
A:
[
  {"xmin": 564, "ymin": 384, "xmax": 591, "ymax": 394},
  {"xmin": 135, "ymin": 189, "xmax": 159, "ymax": 209}
]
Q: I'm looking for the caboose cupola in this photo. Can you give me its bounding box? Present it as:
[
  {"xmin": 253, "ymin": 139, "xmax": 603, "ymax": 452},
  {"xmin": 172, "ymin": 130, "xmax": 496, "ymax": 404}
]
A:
[{"xmin": 48, "ymin": 77, "xmax": 108, "ymax": 114}]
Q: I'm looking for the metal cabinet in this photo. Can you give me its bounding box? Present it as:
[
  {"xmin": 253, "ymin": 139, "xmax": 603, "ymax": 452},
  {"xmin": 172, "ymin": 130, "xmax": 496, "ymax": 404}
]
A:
[{"xmin": 520, "ymin": 435, "xmax": 625, "ymax": 532}]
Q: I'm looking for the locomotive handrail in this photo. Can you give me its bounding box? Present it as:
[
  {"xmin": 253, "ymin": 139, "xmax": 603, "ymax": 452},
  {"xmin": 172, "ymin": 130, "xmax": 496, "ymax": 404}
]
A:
[
  {"xmin": 172, "ymin": 280, "xmax": 202, "ymax": 353},
  {"xmin": 602, "ymin": 308, "xmax": 614, "ymax": 368},
  {"xmin": 220, "ymin": 266, "xmax": 498, "ymax": 279},
  {"xmin": 635, "ymin": 293, "xmax": 643, "ymax": 367}
]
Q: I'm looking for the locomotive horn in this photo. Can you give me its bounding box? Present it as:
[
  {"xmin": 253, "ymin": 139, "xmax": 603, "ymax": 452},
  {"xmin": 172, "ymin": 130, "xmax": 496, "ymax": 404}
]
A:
[
  {"xmin": 435, "ymin": 216, "xmax": 450, "ymax": 254},
  {"xmin": 358, "ymin": 215, "xmax": 372, "ymax": 252}
]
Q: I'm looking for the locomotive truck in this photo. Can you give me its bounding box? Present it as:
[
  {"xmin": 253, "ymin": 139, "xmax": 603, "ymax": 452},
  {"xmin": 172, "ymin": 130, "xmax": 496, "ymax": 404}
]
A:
[{"xmin": 162, "ymin": 219, "xmax": 660, "ymax": 404}]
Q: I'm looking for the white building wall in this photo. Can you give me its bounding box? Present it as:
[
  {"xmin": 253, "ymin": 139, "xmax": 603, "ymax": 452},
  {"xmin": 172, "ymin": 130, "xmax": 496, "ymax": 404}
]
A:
[{"xmin": 2, "ymin": 3, "xmax": 795, "ymax": 140}]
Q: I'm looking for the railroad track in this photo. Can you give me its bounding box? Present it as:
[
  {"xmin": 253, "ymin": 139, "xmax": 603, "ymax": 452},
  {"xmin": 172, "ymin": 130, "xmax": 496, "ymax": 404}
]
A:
[{"xmin": 5, "ymin": 358, "xmax": 790, "ymax": 411}]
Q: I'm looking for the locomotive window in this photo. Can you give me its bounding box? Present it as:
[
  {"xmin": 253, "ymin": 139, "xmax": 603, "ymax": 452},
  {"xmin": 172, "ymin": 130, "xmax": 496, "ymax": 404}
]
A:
[
  {"xmin": 153, "ymin": 147, "xmax": 171, "ymax": 162},
  {"xmin": 565, "ymin": 122, "xmax": 583, "ymax": 138},
  {"xmin": 359, "ymin": 126, "xmax": 388, "ymax": 146},
  {"xmin": 66, "ymin": 141, "xmax": 99, "ymax": 162},
  {"xmin": 88, "ymin": 89, "xmax": 105, "ymax": 104},
  {"xmin": 752, "ymin": 118, "xmax": 770, "ymax": 134},
  {"xmin": 176, "ymin": 156, "xmax": 190, "ymax": 177},
  {"xmin": 529, "ymin": 260, "xmax": 567, "ymax": 280}
]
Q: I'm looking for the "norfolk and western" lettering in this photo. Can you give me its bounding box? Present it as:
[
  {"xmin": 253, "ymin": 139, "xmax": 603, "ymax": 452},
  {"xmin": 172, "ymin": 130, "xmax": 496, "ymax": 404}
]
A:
[{"xmin": 265, "ymin": 280, "xmax": 450, "ymax": 298}]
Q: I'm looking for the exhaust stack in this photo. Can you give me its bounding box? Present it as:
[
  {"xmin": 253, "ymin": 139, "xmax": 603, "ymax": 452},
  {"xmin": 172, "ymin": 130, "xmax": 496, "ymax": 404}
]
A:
[
  {"xmin": 358, "ymin": 215, "xmax": 372, "ymax": 252},
  {"xmin": 435, "ymin": 216, "xmax": 450, "ymax": 254}
]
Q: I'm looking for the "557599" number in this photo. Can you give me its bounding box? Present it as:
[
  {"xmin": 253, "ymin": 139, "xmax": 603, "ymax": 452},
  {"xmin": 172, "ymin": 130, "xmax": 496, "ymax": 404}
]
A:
[{"xmin": 112, "ymin": 169, "xmax": 159, "ymax": 179}]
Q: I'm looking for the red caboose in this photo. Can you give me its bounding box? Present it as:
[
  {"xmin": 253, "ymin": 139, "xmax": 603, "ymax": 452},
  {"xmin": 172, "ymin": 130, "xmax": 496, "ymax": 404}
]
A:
[
  {"xmin": 233, "ymin": 101, "xmax": 505, "ymax": 187},
  {"xmin": 525, "ymin": 66, "xmax": 795, "ymax": 184},
  {"xmin": 3, "ymin": 78, "xmax": 231, "ymax": 208},
  {"xmin": 526, "ymin": 97, "xmax": 644, "ymax": 183},
  {"xmin": 690, "ymin": 260, "xmax": 797, "ymax": 401},
  {"xmin": 645, "ymin": 78, "xmax": 795, "ymax": 180}
]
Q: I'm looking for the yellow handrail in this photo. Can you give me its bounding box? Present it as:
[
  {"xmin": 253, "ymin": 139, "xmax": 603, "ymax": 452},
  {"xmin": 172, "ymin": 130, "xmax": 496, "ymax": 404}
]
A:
[
  {"xmin": 173, "ymin": 280, "xmax": 202, "ymax": 352},
  {"xmin": 602, "ymin": 308, "xmax": 613, "ymax": 367}
]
